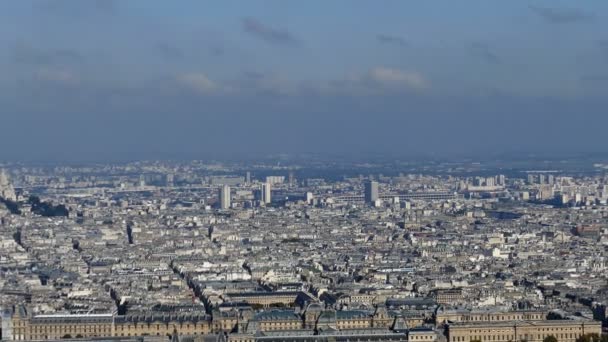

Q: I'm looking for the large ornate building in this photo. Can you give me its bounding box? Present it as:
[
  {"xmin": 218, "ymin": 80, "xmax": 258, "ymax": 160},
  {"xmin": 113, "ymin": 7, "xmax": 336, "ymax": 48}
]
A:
[
  {"xmin": 447, "ymin": 320, "xmax": 602, "ymax": 342},
  {"xmin": 0, "ymin": 169, "xmax": 16, "ymax": 202},
  {"xmin": 3, "ymin": 304, "xmax": 602, "ymax": 342},
  {"xmin": 436, "ymin": 309, "xmax": 546, "ymax": 327},
  {"xmin": 8, "ymin": 306, "xmax": 212, "ymax": 340}
]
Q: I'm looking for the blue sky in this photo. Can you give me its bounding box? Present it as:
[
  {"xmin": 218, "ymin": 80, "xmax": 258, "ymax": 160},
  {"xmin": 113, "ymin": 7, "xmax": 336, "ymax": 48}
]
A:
[{"xmin": 1, "ymin": 1, "xmax": 607, "ymax": 161}]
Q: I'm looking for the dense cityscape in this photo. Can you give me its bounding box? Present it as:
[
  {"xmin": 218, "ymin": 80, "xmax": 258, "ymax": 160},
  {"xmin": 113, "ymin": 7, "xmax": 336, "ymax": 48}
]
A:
[
  {"xmin": 3, "ymin": 1, "xmax": 608, "ymax": 342},
  {"xmin": 2, "ymin": 158, "xmax": 608, "ymax": 342}
]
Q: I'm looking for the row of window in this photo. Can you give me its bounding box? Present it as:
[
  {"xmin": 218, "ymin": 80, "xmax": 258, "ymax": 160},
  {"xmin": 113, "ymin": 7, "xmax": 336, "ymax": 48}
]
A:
[
  {"xmin": 30, "ymin": 326, "xmax": 111, "ymax": 333},
  {"xmin": 410, "ymin": 335, "xmax": 436, "ymax": 340},
  {"xmin": 460, "ymin": 315, "xmax": 543, "ymax": 321},
  {"xmin": 119, "ymin": 323, "xmax": 207, "ymax": 330},
  {"xmin": 452, "ymin": 333, "xmax": 584, "ymax": 342}
]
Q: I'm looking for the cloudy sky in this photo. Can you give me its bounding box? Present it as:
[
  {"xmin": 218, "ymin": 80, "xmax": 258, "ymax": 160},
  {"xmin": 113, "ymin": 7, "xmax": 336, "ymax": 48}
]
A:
[{"xmin": 1, "ymin": 0, "xmax": 607, "ymax": 162}]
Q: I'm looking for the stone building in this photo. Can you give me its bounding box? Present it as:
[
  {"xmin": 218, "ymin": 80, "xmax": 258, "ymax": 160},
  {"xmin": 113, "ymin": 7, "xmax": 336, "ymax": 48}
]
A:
[
  {"xmin": 436, "ymin": 310, "xmax": 546, "ymax": 327},
  {"xmin": 447, "ymin": 319, "xmax": 601, "ymax": 342}
]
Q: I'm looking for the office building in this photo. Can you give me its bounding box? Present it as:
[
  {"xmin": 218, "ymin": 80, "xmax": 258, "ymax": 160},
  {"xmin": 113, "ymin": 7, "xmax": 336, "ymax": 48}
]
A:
[
  {"xmin": 497, "ymin": 174, "xmax": 505, "ymax": 186},
  {"xmin": 485, "ymin": 177, "xmax": 495, "ymax": 187},
  {"xmin": 265, "ymin": 176, "xmax": 284, "ymax": 185},
  {"xmin": 219, "ymin": 185, "xmax": 231, "ymax": 209},
  {"xmin": 305, "ymin": 192, "xmax": 314, "ymax": 205},
  {"xmin": 364, "ymin": 180, "xmax": 379, "ymax": 204},
  {"xmin": 262, "ymin": 182, "xmax": 272, "ymax": 204}
]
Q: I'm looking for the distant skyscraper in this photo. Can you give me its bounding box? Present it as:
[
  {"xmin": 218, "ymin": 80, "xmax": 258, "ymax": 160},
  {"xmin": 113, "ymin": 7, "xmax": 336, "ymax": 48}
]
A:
[
  {"xmin": 262, "ymin": 182, "xmax": 272, "ymax": 204},
  {"xmin": 497, "ymin": 174, "xmax": 506, "ymax": 186},
  {"xmin": 485, "ymin": 177, "xmax": 495, "ymax": 187},
  {"xmin": 245, "ymin": 171, "xmax": 251, "ymax": 184},
  {"xmin": 364, "ymin": 180, "xmax": 379, "ymax": 204},
  {"xmin": 539, "ymin": 174, "xmax": 546, "ymax": 185},
  {"xmin": 527, "ymin": 174, "xmax": 535, "ymax": 185},
  {"xmin": 219, "ymin": 185, "xmax": 231, "ymax": 209},
  {"xmin": 305, "ymin": 192, "xmax": 314, "ymax": 205},
  {"xmin": 547, "ymin": 174, "xmax": 555, "ymax": 185}
]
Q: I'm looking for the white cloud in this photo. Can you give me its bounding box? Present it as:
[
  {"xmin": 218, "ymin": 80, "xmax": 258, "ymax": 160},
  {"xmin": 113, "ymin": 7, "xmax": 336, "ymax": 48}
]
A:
[
  {"xmin": 367, "ymin": 67, "xmax": 428, "ymax": 90},
  {"xmin": 176, "ymin": 68, "xmax": 427, "ymax": 97},
  {"xmin": 176, "ymin": 73, "xmax": 219, "ymax": 94},
  {"xmin": 312, "ymin": 67, "xmax": 429, "ymax": 96}
]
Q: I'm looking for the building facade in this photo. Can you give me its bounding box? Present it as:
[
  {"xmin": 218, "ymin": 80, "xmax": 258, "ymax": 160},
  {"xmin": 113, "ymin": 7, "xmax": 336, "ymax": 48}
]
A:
[
  {"xmin": 220, "ymin": 185, "xmax": 231, "ymax": 209},
  {"xmin": 447, "ymin": 320, "xmax": 601, "ymax": 342},
  {"xmin": 365, "ymin": 181, "xmax": 379, "ymax": 204},
  {"xmin": 436, "ymin": 310, "xmax": 546, "ymax": 326}
]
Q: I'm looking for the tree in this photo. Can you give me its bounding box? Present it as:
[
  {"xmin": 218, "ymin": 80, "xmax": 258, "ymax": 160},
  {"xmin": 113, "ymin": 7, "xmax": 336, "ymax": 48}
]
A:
[
  {"xmin": 12, "ymin": 230, "xmax": 22, "ymax": 245},
  {"xmin": 544, "ymin": 335, "xmax": 558, "ymax": 342},
  {"xmin": 28, "ymin": 195, "xmax": 69, "ymax": 217},
  {"xmin": 576, "ymin": 333, "xmax": 601, "ymax": 342},
  {"xmin": 547, "ymin": 312, "xmax": 564, "ymax": 320},
  {"xmin": 0, "ymin": 197, "xmax": 21, "ymax": 215}
]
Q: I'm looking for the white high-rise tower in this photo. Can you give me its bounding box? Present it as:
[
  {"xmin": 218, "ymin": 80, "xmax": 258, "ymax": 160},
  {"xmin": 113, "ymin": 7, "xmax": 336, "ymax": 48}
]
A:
[
  {"xmin": 219, "ymin": 185, "xmax": 231, "ymax": 209},
  {"xmin": 262, "ymin": 182, "xmax": 272, "ymax": 204}
]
